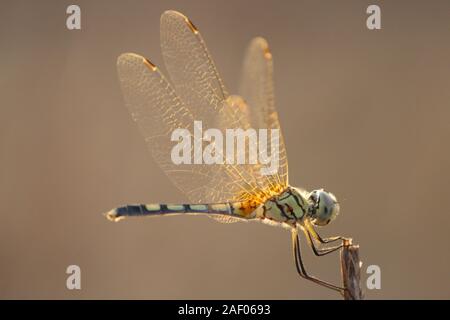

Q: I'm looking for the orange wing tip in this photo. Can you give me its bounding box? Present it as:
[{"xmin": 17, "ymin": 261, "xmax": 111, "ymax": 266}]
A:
[
  {"xmin": 162, "ymin": 10, "xmax": 198, "ymax": 34},
  {"xmin": 143, "ymin": 58, "xmax": 157, "ymax": 71},
  {"xmin": 263, "ymin": 46, "xmax": 272, "ymax": 60},
  {"xmin": 104, "ymin": 209, "xmax": 125, "ymax": 222},
  {"xmin": 184, "ymin": 17, "xmax": 199, "ymax": 34}
]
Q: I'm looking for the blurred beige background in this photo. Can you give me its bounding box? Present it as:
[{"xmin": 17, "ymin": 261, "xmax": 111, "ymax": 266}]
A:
[{"xmin": 0, "ymin": 0, "xmax": 449, "ymax": 299}]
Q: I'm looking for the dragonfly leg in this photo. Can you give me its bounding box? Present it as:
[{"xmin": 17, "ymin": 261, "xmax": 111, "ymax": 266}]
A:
[
  {"xmin": 305, "ymin": 219, "xmax": 349, "ymax": 244},
  {"xmin": 301, "ymin": 228, "xmax": 344, "ymax": 257},
  {"xmin": 291, "ymin": 230, "xmax": 345, "ymax": 293}
]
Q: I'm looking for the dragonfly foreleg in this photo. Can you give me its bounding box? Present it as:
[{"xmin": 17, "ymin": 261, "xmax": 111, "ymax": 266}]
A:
[
  {"xmin": 305, "ymin": 219, "xmax": 348, "ymax": 244},
  {"xmin": 302, "ymin": 228, "xmax": 343, "ymax": 257},
  {"xmin": 291, "ymin": 230, "xmax": 345, "ymax": 293}
]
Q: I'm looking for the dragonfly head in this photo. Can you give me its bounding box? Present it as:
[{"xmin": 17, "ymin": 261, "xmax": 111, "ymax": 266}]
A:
[{"xmin": 307, "ymin": 189, "xmax": 340, "ymax": 226}]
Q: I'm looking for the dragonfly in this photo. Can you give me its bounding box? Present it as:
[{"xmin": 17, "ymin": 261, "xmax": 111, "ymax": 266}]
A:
[{"xmin": 106, "ymin": 10, "xmax": 350, "ymax": 294}]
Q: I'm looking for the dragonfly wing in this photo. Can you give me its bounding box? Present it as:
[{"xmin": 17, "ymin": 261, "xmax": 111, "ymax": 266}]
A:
[
  {"xmin": 239, "ymin": 37, "xmax": 289, "ymax": 188},
  {"xmin": 117, "ymin": 53, "xmax": 270, "ymax": 208},
  {"xmin": 160, "ymin": 10, "xmax": 229, "ymax": 122},
  {"xmin": 157, "ymin": 11, "xmax": 286, "ymax": 204},
  {"xmin": 117, "ymin": 11, "xmax": 290, "ymax": 218},
  {"xmin": 117, "ymin": 53, "xmax": 198, "ymax": 193},
  {"xmin": 210, "ymin": 215, "xmax": 247, "ymax": 224}
]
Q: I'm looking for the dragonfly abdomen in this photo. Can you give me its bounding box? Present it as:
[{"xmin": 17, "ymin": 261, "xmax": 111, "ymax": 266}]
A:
[{"xmin": 106, "ymin": 202, "xmax": 253, "ymax": 222}]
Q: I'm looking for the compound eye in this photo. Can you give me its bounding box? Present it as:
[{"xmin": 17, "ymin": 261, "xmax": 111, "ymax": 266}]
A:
[{"xmin": 309, "ymin": 190, "xmax": 318, "ymax": 201}]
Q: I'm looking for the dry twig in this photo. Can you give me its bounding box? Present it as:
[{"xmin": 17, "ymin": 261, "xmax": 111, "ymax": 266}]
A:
[{"xmin": 340, "ymin": 239, "xmax": 363, "ymax": 300}]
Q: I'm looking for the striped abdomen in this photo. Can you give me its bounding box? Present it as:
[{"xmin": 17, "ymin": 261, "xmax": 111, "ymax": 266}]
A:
[{"xmin": 106, "ymin": 202, "xmax": 259, "ymax": 222}]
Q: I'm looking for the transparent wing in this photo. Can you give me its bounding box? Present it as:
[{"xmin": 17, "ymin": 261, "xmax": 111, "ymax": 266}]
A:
[
  {"xmin": 239, "ymin": 37, "xmax": 289, "ymax": 188},
  {"xmin": 210, "ymin": 215, "xmax": 246, "ymax": 224},
  {"xmin": 117, "ymin": 53, "xmax": 196, "ymax": 193},
  {"xmin": 153, "ymin": 11, "xmax": 286, "ymax": 204},
  {"xmin": 160, "ymin": 10, "xmax": 228, "ymax": 123},
  {"xmin": 117, "ymin": 52, "xmax": 273, "ymax": 209}
]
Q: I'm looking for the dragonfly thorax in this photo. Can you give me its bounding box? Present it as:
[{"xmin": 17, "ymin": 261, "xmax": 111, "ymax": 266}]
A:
[
  {"xmin": 257, "ymin": 187, "xmax": 340, "ymax": 227},
  {"xmin": 258, "ymin": 187, "xmax": 309, "ymax": 226}
]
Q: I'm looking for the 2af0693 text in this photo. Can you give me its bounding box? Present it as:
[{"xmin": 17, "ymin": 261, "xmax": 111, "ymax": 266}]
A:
[
  {"xmin": 222, "ymin": 304, "xmax": 270, "ymax": 315},
  {"xmin": 178, "ymin": 304, "xmax": 270, "ymax": 317}
]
